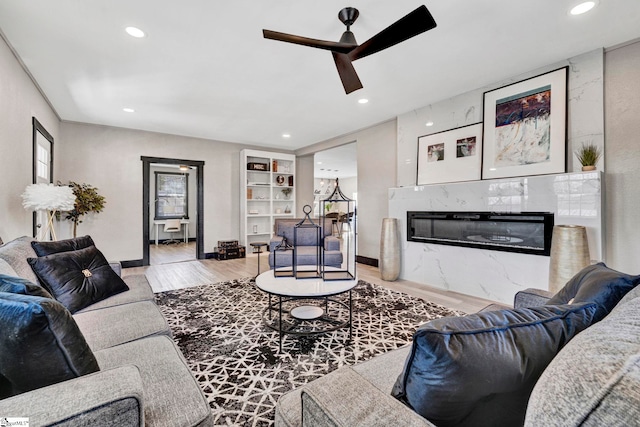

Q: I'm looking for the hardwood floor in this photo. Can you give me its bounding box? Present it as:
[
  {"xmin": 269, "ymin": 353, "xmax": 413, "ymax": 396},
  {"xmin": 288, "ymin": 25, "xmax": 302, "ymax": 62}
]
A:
[
  {"xmin": 126, "ymin": 241, "xmax": 499, "ymax": 313},
  {"xmin": 149, "ymin": 241, "xmax": 196, "ymax": 265}
]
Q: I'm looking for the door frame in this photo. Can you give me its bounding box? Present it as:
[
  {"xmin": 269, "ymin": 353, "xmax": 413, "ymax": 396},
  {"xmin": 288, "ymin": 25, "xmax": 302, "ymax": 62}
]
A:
[
  {"xmin": 32, "ymin": 117, "xmax": 54, "ymax": 238},
  {"xmin": 141, "ymin": 156, "xmax": 205, "ymax": 265}
]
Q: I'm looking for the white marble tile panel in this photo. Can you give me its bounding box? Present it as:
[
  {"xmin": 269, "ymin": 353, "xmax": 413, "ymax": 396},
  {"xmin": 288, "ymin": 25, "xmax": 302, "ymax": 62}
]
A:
[{"xmin": 389, "ymin": 171, "xmax": 603, "ymax": 304}]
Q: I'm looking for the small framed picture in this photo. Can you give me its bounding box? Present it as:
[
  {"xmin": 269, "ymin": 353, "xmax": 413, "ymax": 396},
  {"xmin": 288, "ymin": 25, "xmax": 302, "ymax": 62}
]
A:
[{"xmin": 417, "ymin": 123, "xmax": 483, "ymax": 185}]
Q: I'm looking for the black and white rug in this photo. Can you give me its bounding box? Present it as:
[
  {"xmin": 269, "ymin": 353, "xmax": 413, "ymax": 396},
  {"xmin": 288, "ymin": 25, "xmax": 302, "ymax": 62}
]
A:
[{"xmin": 155, "ymin": 278, "xmax": 463, "ymax": 426}]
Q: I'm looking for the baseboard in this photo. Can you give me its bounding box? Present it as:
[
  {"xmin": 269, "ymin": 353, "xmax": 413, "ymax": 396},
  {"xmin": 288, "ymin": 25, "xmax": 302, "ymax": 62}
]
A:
[
  {"xmin": 356, "ymin": 255, "xmax": 378, "ymax": 267},
  {"xmin": 121, "ymin": 259, "xmax": 143, "ymax": 268}
]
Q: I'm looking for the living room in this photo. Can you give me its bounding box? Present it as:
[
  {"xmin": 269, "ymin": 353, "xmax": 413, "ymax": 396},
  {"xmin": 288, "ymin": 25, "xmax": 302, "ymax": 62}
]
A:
[{"xmin": 1, "ymin": 1, "xmax": 640, "ymax": 426}]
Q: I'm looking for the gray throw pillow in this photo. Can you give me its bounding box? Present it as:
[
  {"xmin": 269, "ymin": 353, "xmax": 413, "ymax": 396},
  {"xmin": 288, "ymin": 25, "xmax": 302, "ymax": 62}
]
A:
[
  {"xmin": 0, "ymin": 292, "xmax": 99, "ymax": 399},
  {"xmin": 392, "ymin": 303, "xmax": 597, "ymax": 427}
]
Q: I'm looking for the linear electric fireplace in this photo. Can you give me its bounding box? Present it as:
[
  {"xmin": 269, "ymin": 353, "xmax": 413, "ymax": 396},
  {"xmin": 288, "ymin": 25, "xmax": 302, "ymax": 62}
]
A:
[{"xmin": 407, "ymin": 211, "xmax": 554, "ymax": 256}]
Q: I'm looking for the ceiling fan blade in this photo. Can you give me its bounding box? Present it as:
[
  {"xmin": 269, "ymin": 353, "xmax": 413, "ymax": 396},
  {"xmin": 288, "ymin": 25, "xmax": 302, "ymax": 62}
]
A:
[
  {"xmin": 332, "ymin": 52, "xmax": 363, "ymax": 94},
  {"xmin": 348, "ymin": 5, "xmax": 437, "ymax": 61},
  {"xmin": 263, "ymin": 29, "xmax": 356, "ymax": 54}
]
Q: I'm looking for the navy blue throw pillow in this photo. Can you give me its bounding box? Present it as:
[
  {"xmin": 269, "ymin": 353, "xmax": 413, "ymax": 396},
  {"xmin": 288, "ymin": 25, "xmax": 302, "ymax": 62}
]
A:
[
  {"xmin": 28, "ymin": 245, "xmax": 128, "ymax": 314},
  {"xmin": 0, "ymin": 292, "xmax": 99, "ymax": 398},
  {"xmin": 547, "ymin": 262, "xmax": 640, "ymax": 321},
  {"xmin": 31, "ymin": 235, "xmax": 95, "ymax": 257},
  {"xmin": 392, "ymin": 303, "xmax": 597, "ymax": 427},
  {"xmin": 0, "ymin": 274, "xmax": 53, "ymax": 299}
]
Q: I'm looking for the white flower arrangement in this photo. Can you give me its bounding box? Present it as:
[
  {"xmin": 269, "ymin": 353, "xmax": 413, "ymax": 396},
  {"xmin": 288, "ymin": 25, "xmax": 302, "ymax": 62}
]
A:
[{"xmin": 21, "ymin": 183, "xmax": 76, "ymax": 211}]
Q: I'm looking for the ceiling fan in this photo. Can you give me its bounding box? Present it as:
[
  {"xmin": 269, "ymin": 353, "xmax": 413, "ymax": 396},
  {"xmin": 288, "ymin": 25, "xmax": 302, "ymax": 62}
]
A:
[{"xmin": 263, "ymin": 5, "xmax": 437, "ymax": 94}]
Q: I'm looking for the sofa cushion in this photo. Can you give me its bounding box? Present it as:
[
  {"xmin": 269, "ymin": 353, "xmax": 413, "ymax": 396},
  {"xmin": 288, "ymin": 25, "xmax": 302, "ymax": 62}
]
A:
[
  {"xmin": 28, "ymin": 245, "xmax": 129, "ymax": 314},
  {"xmin": 0, "ymin": 274, "xmax": 53, "ymax": 299},
  {"xmin": 74, "ymin": 300, "xmax": 171, "ymax": 351},
  {"xmin": 0, "ymin": 292, "xmax": 99, "ymax": 399},
  {"xmin": 0, "ymin": 236, "xmax": 40, "ymax": 285},
  {"xmin": 547, "ymin": 262, "xmax": 640, "ymax": 321},
  {"xmin": 392, "ymin": 303, "xmax": 597, "ymax": 427},
  {"xmin": 94, "ymin": 335, "xmax": 212, "ymax": 426},
  {"xmin": 31, "ymin": 235, "xmax": 95, "ymax": 256},
  {"xmin": 525, "ymin": 291, "xmax": 640, "ymax": 426}
]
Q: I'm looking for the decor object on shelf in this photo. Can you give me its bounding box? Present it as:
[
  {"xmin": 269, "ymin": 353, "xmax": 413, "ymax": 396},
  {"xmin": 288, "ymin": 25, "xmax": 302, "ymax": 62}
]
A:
[
  {"xmin": 417, "ymin": 123, "xmax": 483, "ymax": 185},
  {"xmin": 548, "ymin": 225, "xmax": 590, "ymax": 293},
  {"xmin": 482, "ymin": 66, "xmax": 568, "ymax": 180},
  {"xmin": 321, "ymin": 179, "xmax": 356, "ymax": 281},
  {"xmin": 575, "ymin": 142, "xmax": 602, "ymax": 171},
  {"xmin": 276, "ymin": 175, "xmax": 285, "ymax": 186},
  {"xmin": 380, "ymin": 218, "xmax": 401, "ymax": 281},
  {"xmin": 21, "ymin": 183, "xmax": 76, "ymax": 241},
  {"xmin": 281, "ymin": 187, "xmax": 292, "ymax": 199},
  {"xmin": 62, "ymin": 182, "xmax": 106, "ymax": 238},
  {"xmin": 263, "ymin": 6, "xmax": 437, "ymax": 94}
]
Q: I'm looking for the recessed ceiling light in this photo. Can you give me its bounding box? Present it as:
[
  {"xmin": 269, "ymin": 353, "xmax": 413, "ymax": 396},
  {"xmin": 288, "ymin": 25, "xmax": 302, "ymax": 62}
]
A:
[
  {"xmin": 125, "ymin": 26, "xmax": 146, "ymax": 38},
  {"xmin": 425, "ymin": 121, "xmax": 434, "ymax": 127},
  {"xmin": 317, "ymin": 161, "xmax": 323, "ymax": 165},
  {"xmin": 570, "ymin": 1, "xmax": 597, "ymax": 15},
  {"xmin": 123, "ymin": 107, "xmax": 135, "ymax": 113},
  {"xmin": 358, "ymin": 98, "xmax": 369, "ymax": 104},
  {"xmin": 282, "ymin": 133, "xmax": 291, "ymax": 138}
]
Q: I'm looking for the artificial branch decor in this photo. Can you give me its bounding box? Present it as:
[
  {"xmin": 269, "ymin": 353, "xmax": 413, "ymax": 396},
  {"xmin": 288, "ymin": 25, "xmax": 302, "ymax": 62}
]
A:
[
  {"xmin": 63, "ymin": 182, "xmax": 106, "ymax": 237},
  {"xmin": 575, "ymin": 143, "xmax": 602, "ymax": 171},
  {"xmin": 281, "ymin": 187, "xmax": 292, "ymax": 199}
]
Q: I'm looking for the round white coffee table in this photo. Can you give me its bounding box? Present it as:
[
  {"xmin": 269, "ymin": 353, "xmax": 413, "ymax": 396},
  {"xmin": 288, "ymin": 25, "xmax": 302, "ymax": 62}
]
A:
[{"xmin": 255, "ymin": 268, "xmax": 358, "ymax": 352}]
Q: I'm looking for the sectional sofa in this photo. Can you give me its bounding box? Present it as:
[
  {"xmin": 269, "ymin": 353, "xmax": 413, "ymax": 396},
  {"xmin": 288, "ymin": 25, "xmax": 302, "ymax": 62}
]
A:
[
  {"xmin": 276, "ymin": 263, "xmax": 640, "ymax": 427},
  {"xmin": 0, "ymin": 236, "xmax": 212, "ymax": 426}
]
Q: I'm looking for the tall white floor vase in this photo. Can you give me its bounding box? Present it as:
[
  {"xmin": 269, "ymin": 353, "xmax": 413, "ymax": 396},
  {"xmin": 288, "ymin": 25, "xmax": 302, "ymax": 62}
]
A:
[{"xmin": 380, "ymin": 218, "xmax": 400, "ymax": 281}]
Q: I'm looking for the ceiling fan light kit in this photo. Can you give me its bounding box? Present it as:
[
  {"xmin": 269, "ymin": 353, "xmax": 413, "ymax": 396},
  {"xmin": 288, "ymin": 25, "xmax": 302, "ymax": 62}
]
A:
[{"xmin": 263, "ymin": 5, "xmax": 437, "ymax": 94}]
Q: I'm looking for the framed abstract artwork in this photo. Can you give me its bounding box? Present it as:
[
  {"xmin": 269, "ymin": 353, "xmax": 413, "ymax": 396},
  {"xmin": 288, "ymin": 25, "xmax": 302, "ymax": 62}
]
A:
[
  {"xmin": 482, "ymin": 66, "xmax": 568, "ymax": 180},
  {"xmin": 417, "ymin": 123, "xmax": 483, "ymax": 185}
]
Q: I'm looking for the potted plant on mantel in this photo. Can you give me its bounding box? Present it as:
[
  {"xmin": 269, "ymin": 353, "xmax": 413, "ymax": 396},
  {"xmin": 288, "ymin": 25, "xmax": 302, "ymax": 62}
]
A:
[
  {"xmin": 63, "ymin": 181, "xmax": 106, "ymax": 237},
  {"xmin": 576, "ymin": 143, "xmax": 602, "ymax": 171}
]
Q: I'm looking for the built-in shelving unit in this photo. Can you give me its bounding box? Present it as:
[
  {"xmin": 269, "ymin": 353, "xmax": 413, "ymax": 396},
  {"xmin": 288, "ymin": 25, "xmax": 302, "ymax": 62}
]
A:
[{"xmin": 240, "ymin": 149, "xmax": 296, "ymax": 247}]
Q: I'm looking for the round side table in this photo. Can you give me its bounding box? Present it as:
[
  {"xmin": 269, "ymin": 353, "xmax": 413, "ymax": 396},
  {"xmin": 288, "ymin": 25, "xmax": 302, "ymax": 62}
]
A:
[{"xmin": 249, "ymin": 242, "xmax": 268, "ymax": 278}]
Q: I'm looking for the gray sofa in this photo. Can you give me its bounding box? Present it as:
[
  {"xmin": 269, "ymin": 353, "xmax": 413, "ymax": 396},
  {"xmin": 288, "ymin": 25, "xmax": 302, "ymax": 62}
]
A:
[
  {"xmin": 275, "ymin": 284, "xmax": 640, "ymax": 426},
  {"xmin": 0, "ymin": 236, "xmax": 212, "ymax": 427},
  {"xmin": 268, "ymin": 218, "xmax": 343, "ymax": 269}
]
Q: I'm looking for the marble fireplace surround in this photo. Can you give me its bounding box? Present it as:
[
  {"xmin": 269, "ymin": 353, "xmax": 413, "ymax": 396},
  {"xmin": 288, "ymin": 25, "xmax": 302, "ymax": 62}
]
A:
[{"xmin": 388, "ymin": 171, "xmax": 603, "ymax": 304}]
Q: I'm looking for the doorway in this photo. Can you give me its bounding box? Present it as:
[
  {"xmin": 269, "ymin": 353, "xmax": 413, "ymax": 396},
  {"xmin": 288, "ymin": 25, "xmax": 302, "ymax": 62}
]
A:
[
  {"xmin": 32, "ymin": 118, "xmax": 54, "ymax": 239},
  {"xmin": 141, "ymin": 156, "xmax": 205, "ymax": 266}
]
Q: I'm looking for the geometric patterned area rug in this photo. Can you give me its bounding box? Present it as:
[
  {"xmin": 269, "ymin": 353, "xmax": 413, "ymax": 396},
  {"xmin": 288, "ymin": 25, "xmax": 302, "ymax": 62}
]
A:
[{"xmin": 155, "ymin": 278, "xmax": 464, "ymax": 426}]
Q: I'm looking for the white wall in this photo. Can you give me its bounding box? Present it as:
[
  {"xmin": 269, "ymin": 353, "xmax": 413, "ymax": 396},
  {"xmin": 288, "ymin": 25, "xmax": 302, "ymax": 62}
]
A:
[
  {"xmin": 604, "ymin": 40, "xmax": 640, "ymax": 274},
  {"xmin": 0, "ymin": 35, "xmax": 59, "ymax": 240},
  {"xmin": 397, "ymin": 49, "xmax": 605, "ymax": 187},
  {"xmin": 295, "ymin": 155, "xmax": 315, "ymax": 218},
  {"xmin": 57, "ymin": 122, "xmax": 281, "ymax": 262}
]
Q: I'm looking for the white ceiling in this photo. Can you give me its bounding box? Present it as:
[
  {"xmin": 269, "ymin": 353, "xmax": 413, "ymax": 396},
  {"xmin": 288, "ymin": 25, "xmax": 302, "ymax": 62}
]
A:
[{"xmin": 1, "ymin": 1, "xmax": 639, "ymax": 152}]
